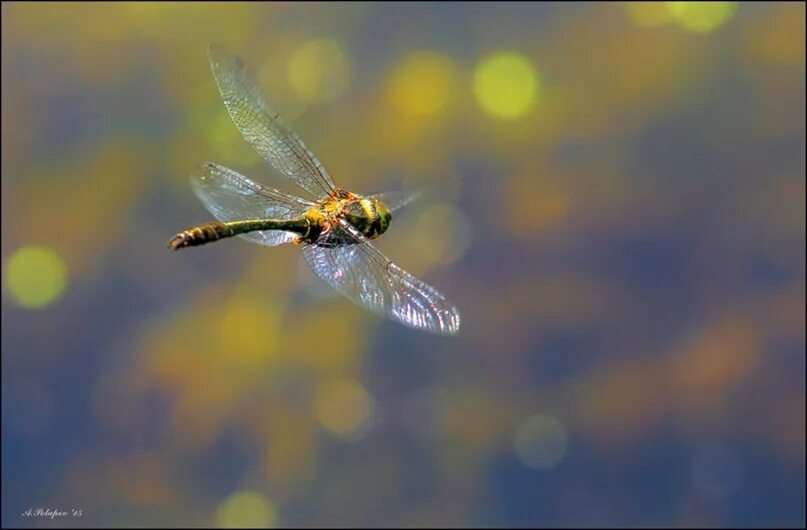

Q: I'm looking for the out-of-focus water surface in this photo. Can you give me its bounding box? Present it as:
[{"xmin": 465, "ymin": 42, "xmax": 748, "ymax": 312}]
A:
[{"xmin": 2, "ymin": 2, "xmax": 804, "ymax": 527}]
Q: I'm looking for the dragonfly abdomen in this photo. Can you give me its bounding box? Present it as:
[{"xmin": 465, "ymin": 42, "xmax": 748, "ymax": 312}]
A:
[{"xmin": 168, "ymin": 218, "xmax": 311, "ymax": 250}]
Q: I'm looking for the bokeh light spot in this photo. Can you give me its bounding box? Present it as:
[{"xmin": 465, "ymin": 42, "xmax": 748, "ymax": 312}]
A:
[
  {"xmin": 513, "ymin": 415, "xmax": 568, "ymax": 470},
  {"xmin": 666, "ymin": 2, "xmax": 737, "ymax": 33},
  {"xmin": 389, "ymin": 51, "xmax": 456, "ymax": 115},
  {"xmin": 411, "ymin": 204, "xmax": 473, "ymax": 267},
  {"xmin": 4, "ymin": 246, "xmax": 67, "ymax": 309},
  {"xmin": 286, "ymin": 39, "xmax": 351, "ymax": 103},
  {"xmin": 217, "ymin": 490, "xmax": 276, "ymax": 528},
  {"xmin": 315, "ymin": 378, "xmax": 373, "ymax": 439},
  {"xmin": 217, "ymin": 293, "xmax": 283, "ymax": 366},
  {"xmin": 473, "ymin": 51, "xmax": 539, "ymax": 120},
  {"xmin": 625, "ymin": 2, "xmax": 674, "ymax": 27}
]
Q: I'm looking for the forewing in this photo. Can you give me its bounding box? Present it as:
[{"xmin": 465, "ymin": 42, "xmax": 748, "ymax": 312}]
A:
[
  {"xmin": 208, "ymin": 44, "xmax": 336, "ymax": 198},
  {"xmin": 191, "ymin": 162, "xmax": 312, "ymax": 247},
  {"xmin": 368, "ymin": 190, "xmax": 421, "ymax": 212},
  {"xmin": 302, "ymin": 221, "xmax": 460, "ymax": 335}
]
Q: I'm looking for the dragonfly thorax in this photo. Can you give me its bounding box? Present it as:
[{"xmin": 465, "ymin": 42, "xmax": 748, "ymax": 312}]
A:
[{"xmin": 304, "ymin": 195, "xmax": 391, "ymax": 244}]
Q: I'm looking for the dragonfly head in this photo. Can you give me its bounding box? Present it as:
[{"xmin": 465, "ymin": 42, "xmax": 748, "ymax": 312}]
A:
[
  {"xmin": 374, "ymin": 198, "xmax": 392, "ymax": 234},
  {"xmin": 345, "ymin": 197, "xmax": 392, "ymax": 239}
]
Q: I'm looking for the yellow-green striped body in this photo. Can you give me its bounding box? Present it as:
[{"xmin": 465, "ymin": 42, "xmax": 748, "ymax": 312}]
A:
[
  {"xmin": 320, "ymin": 192, "xmax": 391, "ymax": 240},
  {"xmin": 168, "ymin": 191, "xmax": 391, "ymax": 250}
]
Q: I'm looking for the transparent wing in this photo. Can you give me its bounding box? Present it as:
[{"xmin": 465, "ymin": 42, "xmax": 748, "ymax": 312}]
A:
[
  {"xmin": 302, "ymin": 220, "xmax": 460, "ymax": 335},
  {"xmin": 208, "ymin": 44, "xmax": 337, "ymax": 199},
  {"xmin": 368, "ymin": 190, "xmax": 421, "ymax": 212},
  {"xmin": 191, "ymin": 162, "xmax": 313, "ymax": 247}
]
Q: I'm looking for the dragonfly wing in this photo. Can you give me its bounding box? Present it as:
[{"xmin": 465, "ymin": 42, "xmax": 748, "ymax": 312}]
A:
[
  {"xmin": 191, "ymin": 162, "xmax": 313, "ymax": 247},
  {"xmin": 302, "ymin": 220, "xmax": 461, "ymax": 335},
  {"xmin": 368, "ymin": 190, "xmax": 421, "ymax": 213},
  {"xmin": 208, "ymin": 44, "xmax": 337, "ymax": 199}
]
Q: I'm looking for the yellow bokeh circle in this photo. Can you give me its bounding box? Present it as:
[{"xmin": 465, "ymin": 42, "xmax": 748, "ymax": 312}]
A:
[
  {"xmin": 389, "ymin": 50, "xmax": 456, "ymax": 115},
  {"xmin": 625, "ymin": 2, "xmax": 674, "ymax": 27},
  {"xmin": 315, "ymin": 378, "xmax": 372, "ymax": 439},
  {"xmin": 286, "ymin": 39, "xmax": 351, "ymax": 103},
  {"xmin": 412, "ymin": 204, "xmax": 472, "ymax": 267},
  {"xmin": 4, "ymin": 246, "xmax": 68, "ymax": 309},
  {"xmin": 666, "ymin": 2, "xmax": 738, "ymax": 33},
  {"xmin": 473, "ymin": 51, "xmax": 539, "ymax": 120},
  {"xmin": 217, "ymin": 490, "xmax": 276, "ymax": 528}
]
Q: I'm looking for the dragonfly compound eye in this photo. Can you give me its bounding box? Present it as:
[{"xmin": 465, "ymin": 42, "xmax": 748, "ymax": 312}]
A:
[{"xmin": 376, "ymin": 201, "xmax": 391, "ymax": 234}]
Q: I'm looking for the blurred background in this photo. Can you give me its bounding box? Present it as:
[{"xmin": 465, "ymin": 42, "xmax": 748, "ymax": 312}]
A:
[{"xmin": 2, "ymin": 2, "xmax": 805, "ymax": 527}]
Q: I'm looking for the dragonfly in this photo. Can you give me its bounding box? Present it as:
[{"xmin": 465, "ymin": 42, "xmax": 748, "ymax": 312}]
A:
[{"xmin": 168, "ymin": 44, "xmax": 461, "ymax": 336}]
